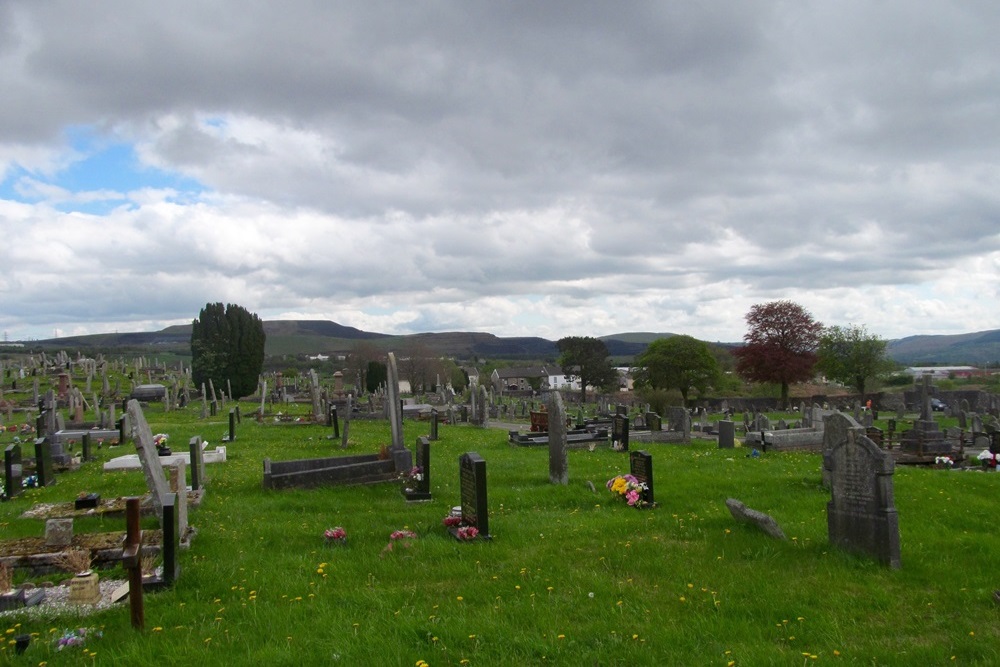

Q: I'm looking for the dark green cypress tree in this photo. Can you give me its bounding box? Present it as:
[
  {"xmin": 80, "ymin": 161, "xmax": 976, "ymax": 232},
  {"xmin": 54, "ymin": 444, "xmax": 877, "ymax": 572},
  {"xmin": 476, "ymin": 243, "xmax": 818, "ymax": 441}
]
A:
[{"xmin": 191, "ymin": 303, "xmax": 266, "ymax": 399}]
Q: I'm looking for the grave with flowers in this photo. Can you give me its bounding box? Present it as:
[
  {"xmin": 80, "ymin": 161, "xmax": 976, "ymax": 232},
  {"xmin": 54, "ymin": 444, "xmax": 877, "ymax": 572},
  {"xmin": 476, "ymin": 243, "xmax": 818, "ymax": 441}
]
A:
[
  {"xmin": 402, "ymin": 436, "xmax": 432, "ymax": 502},
  {"xmin": 449, "ymin": 452, "xmax": 489, "ymax": 540}
]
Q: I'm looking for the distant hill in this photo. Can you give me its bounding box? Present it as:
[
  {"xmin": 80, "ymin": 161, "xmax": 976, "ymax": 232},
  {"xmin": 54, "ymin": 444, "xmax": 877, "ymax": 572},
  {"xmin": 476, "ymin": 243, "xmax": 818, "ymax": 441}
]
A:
[
  {"xmin": 886, "ymin": 330, "xmax": 1000, "ymax": 365},
  {"xmin": 17, "ymin": 320, "xmax": 1000, "ymax": 366}
]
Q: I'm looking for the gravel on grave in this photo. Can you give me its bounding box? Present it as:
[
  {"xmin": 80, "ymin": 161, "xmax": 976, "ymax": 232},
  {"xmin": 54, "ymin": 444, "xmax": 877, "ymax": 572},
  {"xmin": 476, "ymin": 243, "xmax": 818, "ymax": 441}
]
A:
[{"xmin": 0, "ymin": 578, "xmax": 128, "ymax": 620}]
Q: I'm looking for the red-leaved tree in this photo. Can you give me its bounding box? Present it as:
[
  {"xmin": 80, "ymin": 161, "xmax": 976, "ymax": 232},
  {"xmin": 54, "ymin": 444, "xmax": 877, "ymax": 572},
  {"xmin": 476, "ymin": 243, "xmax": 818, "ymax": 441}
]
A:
[{"xmin": 732, "ymin": 300, "xmax": 822, "ymax": 408}]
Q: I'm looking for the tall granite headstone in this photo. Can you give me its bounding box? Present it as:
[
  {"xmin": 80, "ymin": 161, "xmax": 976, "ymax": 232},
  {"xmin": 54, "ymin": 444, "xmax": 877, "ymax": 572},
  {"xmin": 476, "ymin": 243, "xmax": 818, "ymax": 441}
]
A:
[
  {"xmin": 404, "ymin": 436, "xmax": 432, "ymax": 502},
  {"xmin": 4, "ymin": 444, "xmax": 22, "ymax": 498},
  {"xmin": 717, "ymin": 420, "xmax": 735, "ymax": 449},
  {"xmin": 34, "ymin": 438, "xmax": 54, "ymax": 487},
  {"xmin": 629, "ymin": 450, "xmax": 655, "ymax": 507},
  {"xmin": 127, "ymin": 399, "xmax": 171, "ymax": 524},
  {"xmin": 612, "ymin": 413, "xmax": 629, "ymax": 451}
]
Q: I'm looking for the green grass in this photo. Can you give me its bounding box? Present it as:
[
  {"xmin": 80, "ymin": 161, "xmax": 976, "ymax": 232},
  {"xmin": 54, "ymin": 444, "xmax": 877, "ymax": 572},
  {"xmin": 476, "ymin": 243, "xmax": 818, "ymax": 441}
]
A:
[{"xmin": 2, "ymin": 403, "xmax": 1000, "ymax": 665}]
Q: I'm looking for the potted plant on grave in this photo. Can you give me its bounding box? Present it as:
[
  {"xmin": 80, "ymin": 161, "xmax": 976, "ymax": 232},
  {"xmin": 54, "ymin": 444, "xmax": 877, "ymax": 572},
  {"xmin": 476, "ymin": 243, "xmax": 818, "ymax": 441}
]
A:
[{"xmin": 58, "ymin": 548, "xmax": 101, "ymax": 606}]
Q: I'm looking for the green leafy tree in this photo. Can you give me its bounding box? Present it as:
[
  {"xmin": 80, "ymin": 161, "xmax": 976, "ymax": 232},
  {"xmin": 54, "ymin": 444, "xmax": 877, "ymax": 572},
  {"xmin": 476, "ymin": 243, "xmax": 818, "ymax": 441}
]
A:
[
  {"xmin": 816, "ymin": 325, "xmax": 895, "ymax": 396},
  {"xmin": 557, "ymin": 336, "xmax": 619, "ymax": 402},
  {"xmin": 732, "ymin": 300, "xmax": 822, "ymax": 408},
  {"xmin": 191, "ymin": 302, "xmax": 266, "ymax": 399},
  {"xmin": 632, "ymin": 335, "xmax": 721, "ymax": 406},
  {"xmin": 365, "ymin": 360, "xmax": 387, "ymax": 394}
]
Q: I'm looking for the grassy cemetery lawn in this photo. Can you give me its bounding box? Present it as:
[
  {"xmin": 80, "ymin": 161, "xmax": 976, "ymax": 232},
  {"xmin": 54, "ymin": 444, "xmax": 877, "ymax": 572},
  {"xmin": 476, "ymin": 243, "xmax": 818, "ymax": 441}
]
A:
[{"xmin": 3, "ymin": 404, "xmax": 1000, "ymax": 665}]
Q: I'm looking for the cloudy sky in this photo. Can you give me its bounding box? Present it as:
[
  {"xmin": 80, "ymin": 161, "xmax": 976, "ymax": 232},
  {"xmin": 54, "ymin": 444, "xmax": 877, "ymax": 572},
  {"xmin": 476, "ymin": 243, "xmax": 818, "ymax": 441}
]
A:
[{"xmin": 2, "ymin": 2, "xmax": 999, "ymax": 345}]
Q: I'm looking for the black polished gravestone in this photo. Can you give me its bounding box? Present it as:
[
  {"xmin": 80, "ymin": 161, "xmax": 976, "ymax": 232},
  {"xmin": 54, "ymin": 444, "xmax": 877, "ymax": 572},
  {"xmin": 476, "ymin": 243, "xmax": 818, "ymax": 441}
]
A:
[
  {"xmin": 629, "ymin": 450, "xmax": 655, "ymax": 507},
  {"xmin": 329, "ymin": 405, "xmax": 340, "ymax": 439},
  {"xmin": 429, "ymin": 409, "xmax": 439, "ymax": 441},
  {"xmin": 403, "ymin": 436, "xmax": 432, "ymax": 502},
  {"xmin": 612, "ymin": 413, "xmax": 630, "ymax": 452},
  {"xmin": 4, "ymin": 443, "xmax": 23, "ymax": 499},
  {"xmin": 451, "ymin": 452, "xmax": 489, "ymax": 539},
  {"xmin": 717, "ymin": 420, "xmax": 735, "ymax": 449}
]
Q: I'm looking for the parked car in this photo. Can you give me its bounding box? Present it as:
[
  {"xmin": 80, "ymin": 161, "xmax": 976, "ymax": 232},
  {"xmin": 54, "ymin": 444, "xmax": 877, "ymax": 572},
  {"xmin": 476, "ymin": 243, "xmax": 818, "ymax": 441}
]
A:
[{"xmin": 930, "ymin": 398, "xmax": 947, "ymax": 412}]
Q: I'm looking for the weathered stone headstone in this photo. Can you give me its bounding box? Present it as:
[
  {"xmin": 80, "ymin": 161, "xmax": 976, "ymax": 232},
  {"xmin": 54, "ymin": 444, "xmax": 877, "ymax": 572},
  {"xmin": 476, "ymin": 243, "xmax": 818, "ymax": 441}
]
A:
[
  {"xmin": 454, "ymin": 452, "xmax": 489, "ymax": 539},
  {"xmin": 45, "ymin": 518, "xmax": 73, "ymax": 547},
  {"xmin": 548, "ymin": 391, "xmax": 568, "ymax": 485},
  {"xmin": 386, "ymin": 353, "xmax": 405, "ymax": 451},
  {"xmin": 629, "ymin": 450, "xmax": 654, "ymax": 507},
  {"xmin": 718, "ymin": 420, "xmax": 735, "ymax": 449},
  {"xmin": 612, "ymin": 413, "xmax": 629, "ymax": 451},
  {"xmin": 340, "ymin": 395, "xmax": 352, "ymax": 449},
  {"xmin": 81, "ymin": 433, "xmax": 92, "ymax": 461},
  {"xmin": 429, "ymin": 408, "xmax": 439, "ymax": 441},
  {"xmin": 329, "ymin": 405, "xmax": 339, "ymax": 439},
  {"xmin": 478, "ymin": 385, "xmax": 489, "ymax": 428},
  {"xmin": 824, "ymin": 429, "xmax": 901, "ymax": 568},
  {"xmin": 126, "ymin": 400, "xmax": 171, "ymax": 523},
  {"xmin": 646, "ymin": 412, "xmax": 662, "ymax": 433},
  {"xmin": 726, "ymin": 498, "xmax": 786, "ymax": 539},
  {"xmin": 4, "ymin": 444, "xmax": 23, "ymax": 499},
  {"xmin": 169, "ymin": 462, "xmax": 189, "ymax": 542},
  {"xmin": 404, "ymin": 436, "xmax": 432, "ymax": 501}
]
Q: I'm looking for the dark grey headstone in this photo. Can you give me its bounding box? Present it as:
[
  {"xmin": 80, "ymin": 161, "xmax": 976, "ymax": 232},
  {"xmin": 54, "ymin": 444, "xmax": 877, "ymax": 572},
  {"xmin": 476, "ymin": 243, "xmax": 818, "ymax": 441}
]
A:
[
  {"xmin": 4, "ymin": 444, "xmax": 23, "ymax": 498},
  {"xmin": 386, "ymin": 353, "xmax": 404, "ymax": 450},
  {"xmin": 456, "ymin": 452, "xmax": 489, "ymax": 538},
  {"xmin": 629, "ymin": 450, "xmax": 654, "ymax": 507},
  {"xmin": 645, "ymin": 412, "xmax": 662, "ymax": 432},
  {"xmin": 189, "ymin": 436, "xmax": 205, "ymax": 491},
  {"xmin": 717, "ymin": 420, "xmax": 735, "ymax": 449},
  {"xmin": 34, "ymin": 438, "xmax": 54, "ymax": 487},
  {"xmin": 612, "ymin": 413, "xmax": 630, "ymax": 451},
  {"xmin": 825, "ymin": 430, "xmax": 901, "ymax": 568},
  {"xmin": 429, "ymin": 409, "xmax": 439, "ymax": 441},
  {"xmin": 127, "ymin": 400, "xmax": 170, "ymax": 523},
  {"xmin": 404, "ymin": 436, "xmax": 432, "ymax": 501}
]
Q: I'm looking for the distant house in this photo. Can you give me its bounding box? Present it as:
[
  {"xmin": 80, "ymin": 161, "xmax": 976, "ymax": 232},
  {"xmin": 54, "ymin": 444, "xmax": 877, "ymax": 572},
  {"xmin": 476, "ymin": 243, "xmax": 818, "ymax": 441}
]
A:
[
  {"xmin": 904, "ymin": 366, "xmax": 981, "ymax": 379},
  {"xmin": 462, "ymin": 366, "xmax": 480, "ymax": 387},
  {"xmin": 491, "ymin": 366, "xmax": 549, "ymax": 392}
]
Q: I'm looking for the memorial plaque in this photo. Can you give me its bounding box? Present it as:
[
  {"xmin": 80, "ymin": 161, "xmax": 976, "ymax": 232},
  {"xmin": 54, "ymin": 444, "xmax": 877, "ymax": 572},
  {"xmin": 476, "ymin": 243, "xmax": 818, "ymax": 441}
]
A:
[{"xmin": 629, "ymin": 450, "xmax": 655, "ymax": 507}]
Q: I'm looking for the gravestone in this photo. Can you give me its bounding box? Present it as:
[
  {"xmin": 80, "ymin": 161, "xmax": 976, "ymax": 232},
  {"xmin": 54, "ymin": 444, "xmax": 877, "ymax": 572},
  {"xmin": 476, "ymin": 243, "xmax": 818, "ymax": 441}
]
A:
[
  {"xmin": 429, "ymin": 409, "xmax": 439, "ymax": 441},
  {"xmin": 126, "ymin": 400, "xmax": 171, "ymax": 523},
  {"xmin": 340, "ymin": 395, "xmax": 352, "ymax": 449},
  {"xmin": 725, "ymin": 498, "xmax": 786, "ymax": 539},
  {"xmin": 81, "ymin": 433, "xmax": 92, "ymax": 461},
  {"xmin": 169, "ymin": 462, "xmax": 189, "ymax": 542},
  {"xmin": 612, "ymin": 413, "xmax": 629, "ymax": 451},
  {"xmin": 189, "ymin": 436, "xmax": 205, "ymax": 492},
  {"xmin": 34, "ymin": 438, "xmax": 55, "ymax": 487},
  {"xmin": 161, "ymin": 493, "xmax": 180, "ymax": 585},
  {"xmin": 329, "ymin": 405, "xmax": 339, "ymax": 439},
  {"xmin": 629, "ymin": 450, "xmax": 655, "ymax": 507},
  {"xmin": 824, "ymin": 429, "xmax": 901, "ymax": 568},
  {"xmin": 645, "ymin": 412, "xmax": 662, "ymax": 433},
  {"xmin": 957, "ymin": 411, "xmax": 968, "ymax": 429},
  {"xmin": 478, "ymin": 385, "xmax": 489, "ymax": 428},
  {"xmin": 45, "ymin": 518, "xmax": 73, "ymax": 547},
  {"xmin": 403, "ymin": 436, "xmax": 432, "ymax": 501},
  {"xmin": 4, "ymin": 444, "xmax": 23, "ymax": 499},
  {"xmin": 548, "ymin": 391, "xmax": 568, "ymax": 485},
  {"xmin": 822, "ymin": 412, "xmax": 863, "ymax": 489},
  {"xmin": 453, "ymin": 452, "xmax": 489, "ymax": 539},
  {"xmin": 717, "ymin": 420, "xmax": 735, "ymax": 449},
  {"xmin": 386, "ymin": 353, "xmax": 405, "ymax": 451},
  {"xmin": 226, "ymin": 408, "xmax": 236, "ymax": 442}
]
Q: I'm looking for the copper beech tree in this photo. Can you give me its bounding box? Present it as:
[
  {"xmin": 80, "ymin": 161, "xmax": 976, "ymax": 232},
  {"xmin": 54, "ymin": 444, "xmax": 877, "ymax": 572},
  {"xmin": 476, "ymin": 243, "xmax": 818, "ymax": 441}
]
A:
[{"xmin": 732, "ymin": 300, "xmax": 822, "ymax": 408}]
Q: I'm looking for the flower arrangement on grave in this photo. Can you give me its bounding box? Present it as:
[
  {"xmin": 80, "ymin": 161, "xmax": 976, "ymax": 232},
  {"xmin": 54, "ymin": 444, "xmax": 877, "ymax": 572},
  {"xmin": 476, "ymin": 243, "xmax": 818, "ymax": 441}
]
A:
[
  {"xmin": 153, "ymin": 433, "xmax": 170, "ymax": 454},
  {"xmin": 606, "ymin": 474, "xmax": 649, "ymax": 508},
  {"xmin": 54, "ymin": 627, "xmax": 102, "ymax": 651},
  {"xmin": 977, "ymin": 450, "xmax": 998, "ymax": 469},
  {"xmin": 22, "ymin": 475, "xmax": 38, "ymax": 489},
  {"xmin": 324, "ymin": 526, "xmax": 347, "ymax": 545},
  {"xmin": 934, "ymin": 456, "xmax": 954, "ymax": 468},
  {"xmin": 382, "ymin": 529, "xmax": 418, "ymax": 556},
  {"xmin": 402, "ymin": 466, "xmax": 423, "ymax": 493},
  {"xmin": 455, "ymin": 526, "xmax": 479, "ymax": 541},
  {"xmin": 442, "ymin": 515, "xmax": 462, "ymax": 528}
]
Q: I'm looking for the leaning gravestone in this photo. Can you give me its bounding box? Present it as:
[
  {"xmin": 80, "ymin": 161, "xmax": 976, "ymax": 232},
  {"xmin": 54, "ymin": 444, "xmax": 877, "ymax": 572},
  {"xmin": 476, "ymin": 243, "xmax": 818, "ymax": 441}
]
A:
[
  {"xmin": 548, "ymin": 391, "xmax": 568, "ymax": 485},
  {"xmin": 824, "ymin": 428, "xmax": 901, "ymax": 568},
  {"xmin": 717, "ymin": 420, "xmax": 735, "ymax": 449},
  {"xmin": 629, "ymin": 450, "xmax": 655, "ymax": 507},
  {"xmin": 453, "ymin": 452, "xmax": 489, "ymax": 539},
  {"xmin": 126, "ymin": 399, "xmax": 171, "ymax": 524}
]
